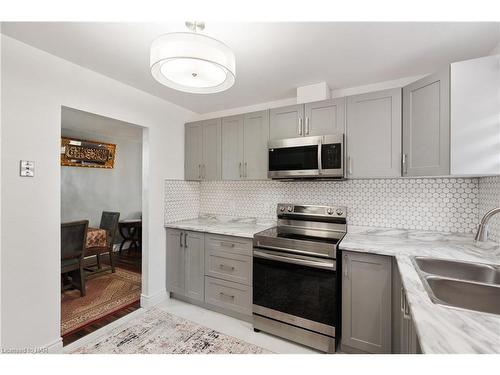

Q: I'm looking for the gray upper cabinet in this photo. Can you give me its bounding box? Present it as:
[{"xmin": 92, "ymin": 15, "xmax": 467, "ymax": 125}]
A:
[
  {"xmin": 342, "ymin": 251, "xmax": 392, "ymax": 354},
  {"xmin": 221, "ymin": 110, "xmax": 269, "ymax": 180},
  {"xmin": 269, "ymin": 104, "xmax": 304, "ymax": 140},
  {"xmin": 166, "ymin": 229, "xmax": 205, "ymax": 303},
  {"xmin": 184, "ymin": 119, "xmax": 222, "ymax": 181},
  {"xmin": 403, "ymin": 69, "xmax": 450, "ymax": 176},
  {"xmin": 270, "ymin": 100, "xmax": 345, "ymax": 140},
  {"xmin": 304, "ymin": 97, "xmax": 345, "ymax": 136},
  {"xmin": 202, "ymin": 118, "xmax": 222, "ymax": 180},
  {"xmin": 222, "ymin": 115, "xmax": 244, "ymax": 180},
  {"xmin": 347, "ymin": 89, "xmax": 402, "ymax": 178},
  {"xmin": 243, "ymin": 110, "xmax": 270, "ymax": 179},
  {"xmin": 185, "ymin": 122, "xmax": 203, "ymax": 180}
]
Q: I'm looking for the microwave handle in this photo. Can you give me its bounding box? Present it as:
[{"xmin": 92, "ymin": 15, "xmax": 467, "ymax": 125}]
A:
[{"xmin": 317, "ymin": 139, "xmax": 322, "ymax": 174}]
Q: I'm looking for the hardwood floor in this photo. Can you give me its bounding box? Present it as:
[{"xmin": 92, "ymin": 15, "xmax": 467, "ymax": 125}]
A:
[{"xmin": 62, "ymin": 249, "xmax": 142, "ymax": 347}]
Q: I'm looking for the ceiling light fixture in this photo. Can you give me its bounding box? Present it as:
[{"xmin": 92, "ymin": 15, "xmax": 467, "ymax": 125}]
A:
[{"xmin": 150, "ymin": 22, "xmax": 236, "ymax": 94}]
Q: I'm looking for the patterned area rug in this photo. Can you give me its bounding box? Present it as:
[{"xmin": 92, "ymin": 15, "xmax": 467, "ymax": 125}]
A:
[
  {"xmin": 71, "ymin": 308, "xmax": 271, "ymax": 354},
  {"xmin": 61, "ymin": 268, "xmax": 141, "ymax": 336}
]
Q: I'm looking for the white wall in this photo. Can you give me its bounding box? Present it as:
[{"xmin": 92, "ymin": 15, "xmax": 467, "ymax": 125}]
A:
[
  {"xmin": 61, "ymin": 128, "xmax": 142, "ymax": 227},
  {"xmin": 0, "ymin": 35, "xmax": 194, "ymax": 351}
]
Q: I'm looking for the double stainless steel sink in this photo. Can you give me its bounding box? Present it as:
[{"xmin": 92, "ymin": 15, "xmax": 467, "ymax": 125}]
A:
[{"xmin": 412, "ymin": 257, "xmax": 500, "ymax": 315}]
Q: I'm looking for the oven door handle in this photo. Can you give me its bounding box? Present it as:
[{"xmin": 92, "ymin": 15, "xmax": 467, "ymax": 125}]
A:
[{"xmin": 253, "ymin": 249, "xmax": 336, "ymax": 271}]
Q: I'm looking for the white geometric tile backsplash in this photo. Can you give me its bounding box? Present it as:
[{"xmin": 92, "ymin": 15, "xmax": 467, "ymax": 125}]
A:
[
  {"xmin": 478, "ymin": 176, "xmax": 500, "ymax": 242},
  {"xmin": 197, "ymin": 179, "xmax": 479, "ymax": 233},
  {"xmin": 164, "ymin": 180, "xmax": 199, "ymax": 223},
  {"xmin": 164, "ymin": 178, "xmax": 487, "ymax": 234}
]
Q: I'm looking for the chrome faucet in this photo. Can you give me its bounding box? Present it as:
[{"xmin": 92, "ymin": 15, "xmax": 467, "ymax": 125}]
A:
[{"xmin": 475, "ymin": 207, "xmax": 500, "ymax": 242}]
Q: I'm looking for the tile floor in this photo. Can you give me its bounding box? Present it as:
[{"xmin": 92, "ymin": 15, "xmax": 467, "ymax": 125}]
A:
[{"xmin": 64, "ymin": 295, "xmax": 318, "ymax": 354}]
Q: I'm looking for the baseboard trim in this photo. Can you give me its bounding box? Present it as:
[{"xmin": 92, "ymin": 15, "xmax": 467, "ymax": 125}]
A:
[
  {"xmin": 46, "ymin": 337, "xmax": 64, "ymax": 354},
  {"xmin": 140, "ymin": 289, "xmax": 167, "ymax": 308}
]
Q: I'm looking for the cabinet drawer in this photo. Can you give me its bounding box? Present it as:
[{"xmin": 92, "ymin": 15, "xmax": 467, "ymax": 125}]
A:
[
  {"xmin": 205, "ymin": 250, "xmax": 252, "ymax": 285},
  {"xmin": 204, "ymin": 276, "xmax": 252, "ymax": 316},
  {"xmin": 205, "ymin": 234, "xmax": 253, "ymax": 256}
]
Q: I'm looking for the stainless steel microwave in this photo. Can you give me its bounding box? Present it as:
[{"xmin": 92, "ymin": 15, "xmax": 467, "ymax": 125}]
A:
[{"xmin": 268, "ymin": 133, "xmax": 344, "ymax": 179}]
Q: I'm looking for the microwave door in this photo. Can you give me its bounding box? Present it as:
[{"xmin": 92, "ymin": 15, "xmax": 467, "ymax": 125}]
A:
[{"xmin": 268, "ymin": 144, "xmax": 320, "ymax": 178}]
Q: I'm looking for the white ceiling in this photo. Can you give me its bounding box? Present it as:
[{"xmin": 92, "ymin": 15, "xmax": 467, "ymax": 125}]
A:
[{"xmin": 3, "ymin": 22, "xmax": 500, "ymax": 114}]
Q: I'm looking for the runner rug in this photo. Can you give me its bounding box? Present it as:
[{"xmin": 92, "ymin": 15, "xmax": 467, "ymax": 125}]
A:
[
  {"xmin": 71, "ymin": 308, "xmax": 270, "ymax": 354},
  {"xmin": 61, "ymin": 268, "xmax": 141, "ymax": 336}
]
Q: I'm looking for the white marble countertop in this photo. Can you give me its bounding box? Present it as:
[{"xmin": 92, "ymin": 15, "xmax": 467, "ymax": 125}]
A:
[
  {"xmin": 164, "ymin": 215, "xmax": 276, "ymax": 239},
  {"xmin": 340, "ymin": 226, "xmax": 500, "ymax": 354}
]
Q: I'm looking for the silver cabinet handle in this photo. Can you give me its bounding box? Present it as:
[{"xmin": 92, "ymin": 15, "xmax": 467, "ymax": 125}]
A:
[
  {"xmin": 220, "ymin": 241, "xmax": 235, "ymax": 248},
  {"xmin": 402, "ymin": 154, "xmax": 408, "ymax": 175},
  {"xmin": 202, "ymin": 164, "xmax": 206, "ymax": 179},
  {"xmin": 198, "ymin": 164, "xmax": 201, "ymax": 179},
  {"xmin": 239, "ymin": 162, "xmax": 242, "ymax": 178},
  {"xmin": 305, "ymin": 117, "xmax": 310, "ymax": 135},
  {"xmin": 344, "ymin": 254, "xmax": 349, "ymax": 279},
  {"xmin": 179, "ymin": 232, "xmax": 183, "ymax": 248},
  {"xmin": 317, "ymin": 139, "xmax": 322, "ymax": 175},
  {"xmin": 219, "ymin": 292, "xmax": 235, "ymax": 300},
  {"xmin": 219, "ymin": 264, "xmax": 235, "ymax": 271},
  {"xmin": 298, "ymin": 117, "xmax": 303, "ymax": 135},
  {"xmin": 347, "ymin": 156, "xmax": 353, "ymax": 175},
  {"xmin": 184, "ymin": 232, "xmax": 188, "ymax": 248},
  {"xmin": 244, "ymin": 162, "xmax": 247, "ymax": 178},
  {"xmin": 254, "ymin": 249, "xmax": 335, "ymax": 271}
]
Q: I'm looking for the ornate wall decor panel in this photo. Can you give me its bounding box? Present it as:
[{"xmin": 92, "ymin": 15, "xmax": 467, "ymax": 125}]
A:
[{"xmin": 61, "ymin": 137, "xmax": 116, "ymax": 168}]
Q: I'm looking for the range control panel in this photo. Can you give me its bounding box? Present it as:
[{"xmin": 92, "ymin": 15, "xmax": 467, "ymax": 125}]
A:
[{"xmin": 276, "ymin": 204, "xmax": 346, "ymax": 218}]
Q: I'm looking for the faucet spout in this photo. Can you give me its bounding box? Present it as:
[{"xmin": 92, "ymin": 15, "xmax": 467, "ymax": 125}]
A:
[{"xmin": 475, "ymin": 207, "xmax": 500, "ymax": 242}]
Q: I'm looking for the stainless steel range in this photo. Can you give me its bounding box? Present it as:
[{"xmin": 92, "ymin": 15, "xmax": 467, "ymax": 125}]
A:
[{"xmin": 252, "ymin": 203, "xmax": 347, "ymax": 353}]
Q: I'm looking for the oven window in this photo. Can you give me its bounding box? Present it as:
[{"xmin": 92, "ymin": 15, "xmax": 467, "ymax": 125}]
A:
[
  {"xmin": 321, "ymin": 143, "xmax": 342, "ymax": 169},
  {"xmin": 253, "ymin": 257, "xmax": 337, "ymax": 326},
  {"xmin": 269, "ymin": 145, "xmax": 318, "ymax": 171}
]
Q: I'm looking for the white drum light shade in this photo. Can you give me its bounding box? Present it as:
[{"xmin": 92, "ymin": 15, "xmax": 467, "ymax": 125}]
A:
[{"xmin": 150, "ymin": 32, "xmax": 236, "ymax": 94}]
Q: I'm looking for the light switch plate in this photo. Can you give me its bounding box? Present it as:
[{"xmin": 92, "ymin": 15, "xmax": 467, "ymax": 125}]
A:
[{"xmin": 20, "ymin": 160, "xmax": 35, "ymax": 177}]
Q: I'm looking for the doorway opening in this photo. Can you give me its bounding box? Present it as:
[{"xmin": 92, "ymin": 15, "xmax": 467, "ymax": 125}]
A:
[{"xmin": 60, "ymin": 107, "xmax": 144, "ymax": 346}]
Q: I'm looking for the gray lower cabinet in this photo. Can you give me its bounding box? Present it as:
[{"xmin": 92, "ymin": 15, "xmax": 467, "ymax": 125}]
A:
[
  {"xmin": 402, "ymin": 69, "xmax": 450, "ymax": 176},
  {"xmin": 167, "ymin": 229, "xmax": 253, "ymax": 320},
  {"xmin": 341, "ymin": 251, "xmax": 392, "ymax": 354},
  {"xmin": 392, "ymin": 260, "xmax": 421, "ymax": 354},
  {"xmin": 166, "ymin": 229, "xmax": 205, "ymax": 302},
  {"xmin": 184, "ymin": 118, "xmax": 221, "ymax": 180},
  {"xmin": 222, "ymin": 110, "xmax": 269, "ymax": 180},
  {"xmin": 346, "ymin": 88, "xmax": 402, "ymax": 178}
]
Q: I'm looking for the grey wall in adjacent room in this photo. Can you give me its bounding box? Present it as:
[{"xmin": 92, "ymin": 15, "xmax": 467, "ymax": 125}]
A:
[{"xmin": 61, "ymin": 127, "xmax": 142, "ymax": 228}]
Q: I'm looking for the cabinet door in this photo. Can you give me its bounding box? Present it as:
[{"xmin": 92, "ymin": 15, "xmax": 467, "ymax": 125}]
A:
[
  {"xmin": 403, "ymin": 69, "xmax": 450, "ymax": 176},
  {"xmin": 305, "ymin": 97, "xmax": 345, "ymax": 136},
  {"xmin": 166, "ymin": 229, "xmax": 185, "ymax": 295},
  {"xmin": 269, "ymin": 104, "xmax": 304, "ymax": 140},
  {"xmin": 347, "ymin": 89, "xmax": 402, "ymax": 178},
  {"xmin": 202, "ymin": 118, "xmax": 222, "ymax": 180},
  {"xmin": 342, "ymin": 251, "xmax": 392, "ymax": 354},
  {"xmin": 222, "ymin": 115, "xmax": 244, "ymax": 180},
  {"xmin": 243, "ymin": 110, "xmax": 270, "ymax": 179},
  {"xmin": 450, "ymin": 54, "xmax": 500, "ymax": 175},
  {"xmin": 185, "ymin": 122, "xmax": 203, "ymax": 180},
  {"xmin": 184, "ymin": 231, "xmax": 205, "ymax": 302}
]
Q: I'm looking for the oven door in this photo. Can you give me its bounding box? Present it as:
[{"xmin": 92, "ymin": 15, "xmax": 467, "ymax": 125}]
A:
[{"xmin": 253, "ymin": 248, "xmax": 337, "ymax": 336}]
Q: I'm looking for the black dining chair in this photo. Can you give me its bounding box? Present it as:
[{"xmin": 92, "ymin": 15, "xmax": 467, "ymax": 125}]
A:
[
  {"xmin": 61, "ymin": 220, "xmax": 89, "ymax": 297},
  {"xmin": 86, "ymin": 211, "xmax": 120, "ymax": 274}
]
